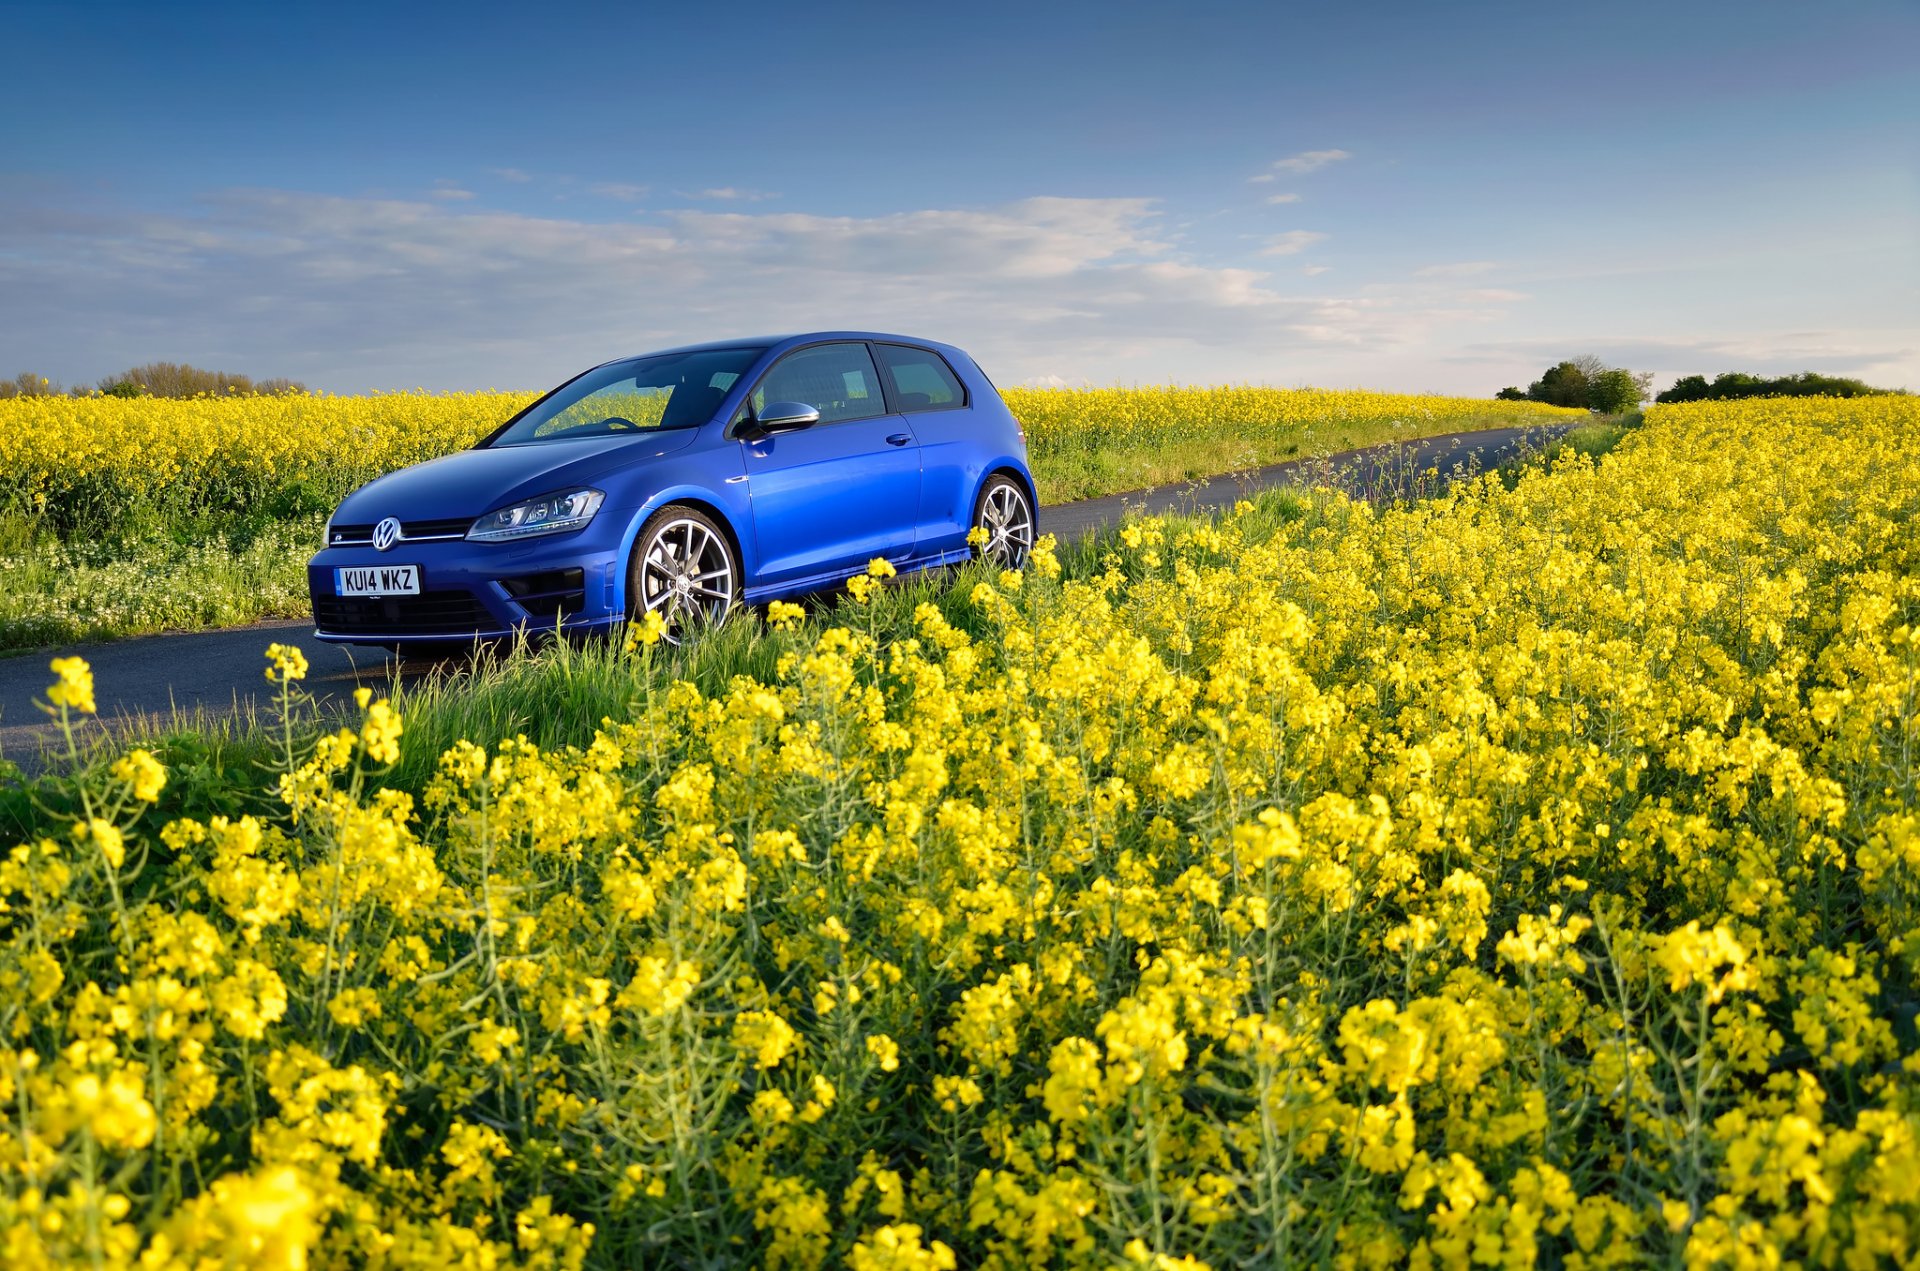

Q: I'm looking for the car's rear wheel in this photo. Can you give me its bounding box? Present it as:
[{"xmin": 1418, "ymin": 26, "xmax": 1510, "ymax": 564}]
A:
[
  {"xmin": 973, "ymin": 474, "xmax": 1034, "ymax": 568},
  {"xmin": 629, "ymin": 505, "xmax": 739, "ymax": 644}
]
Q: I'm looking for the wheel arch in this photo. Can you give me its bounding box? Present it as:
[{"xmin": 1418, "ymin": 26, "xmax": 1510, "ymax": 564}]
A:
[
  {"xmin": 614, "ymin": 491, "xmax": 750, "ymax": 618},
  {"xmin": 975, "ymin": 464, "xmax": 1039, "ymax": 525}
]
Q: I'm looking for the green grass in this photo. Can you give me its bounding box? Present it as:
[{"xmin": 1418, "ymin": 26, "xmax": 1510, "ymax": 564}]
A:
[
  {"xmin": 1547, "ymin": 410, "xmax": 1643, "ymax": 460},
  {"xmin": 0, "ymin": 512, "xmax": 320, "ymax": 654}
]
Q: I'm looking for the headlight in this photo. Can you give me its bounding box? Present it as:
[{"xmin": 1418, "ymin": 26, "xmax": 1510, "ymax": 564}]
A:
[{"xmin": 467, "ymin": 488, "xmax": 605, "ymax": 542}]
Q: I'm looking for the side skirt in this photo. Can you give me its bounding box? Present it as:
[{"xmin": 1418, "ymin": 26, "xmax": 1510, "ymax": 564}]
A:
[{"xmin": 741, "ymin": 546, "xmax": 975, "ymax": 604}]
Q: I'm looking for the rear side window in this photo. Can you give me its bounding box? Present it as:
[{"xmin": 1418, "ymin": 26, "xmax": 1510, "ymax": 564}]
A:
[
  {"xmin": 875, "ymin": 344, "xmax": 966, "ymax": 412},
  {"xmin": 749, "ymin": 342, "xmax": 886, "ymax": 425}
]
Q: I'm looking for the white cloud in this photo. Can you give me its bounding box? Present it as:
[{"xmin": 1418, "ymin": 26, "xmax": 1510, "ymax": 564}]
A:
[
  {"xmin": 1415, "ymin": 260, "xmax": 1499, "ymax": 278},
  {"xmin": 1302, "ymin": 264, "xmax": 1332, "ymax": 276},
  {"xmin": 1260, "ymin": 230, "xmax": 1329, "ymax": 256},
  {"xmin": 1463, "ymin": 288, "xmax": 1529, "ymax": 302},
  {"xmin": 589, "ymin": 182, "xmax": 649, "ymax": 202},
  {"xmin": 680, "ymin": 187, "xmax": 780, "ymax": 202},
  {"xmin": 488, "ymin": 168, "xmax": 532, "ymax": 183},
  {"xmin": 1265, "ymin": 193, "xmax": 1301, "ymax": 204},
  {"xmin": 1, "ymin": 186, "xmax": 1742, "ymax": 394},
  {"xmin": 429, "ymin": 184, "xmax": 475, "ymax": 201},
  {"xmin": 1252, "ymin": 149, "xmax": 1351, "ymax": 182}
]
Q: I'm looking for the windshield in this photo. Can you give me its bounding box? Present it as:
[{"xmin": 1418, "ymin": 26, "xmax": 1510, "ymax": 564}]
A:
[{"xmin": 490, "ymin": 347, "xmax": 765, "ymax": 446}]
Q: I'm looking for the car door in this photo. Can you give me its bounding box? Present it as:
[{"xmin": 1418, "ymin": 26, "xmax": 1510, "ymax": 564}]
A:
[
  {"xmin": 737, "ymin": 341, "xmax": 922, "ymax": 588},
  {"xmin": 873, "ymin": 342, "xmax": 978, "ymax": 557}
]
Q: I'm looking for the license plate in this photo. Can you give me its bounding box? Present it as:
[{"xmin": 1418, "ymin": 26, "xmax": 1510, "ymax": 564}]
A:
[{"xmin": 335, "ymin": 564, "xmax": 421, "ymax": 597}]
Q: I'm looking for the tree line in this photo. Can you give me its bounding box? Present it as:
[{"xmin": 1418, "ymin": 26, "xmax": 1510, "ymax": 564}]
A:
[
  {"xmin": 1654, "ymin": 371, "xmax": 1902, "ymax": 404},
  {"xmin": 1496, "ymin": 359, "xmax": 1907, "ymax": 411},
  {"xmin": 0, "ymin": 362, "xmax": 306, "ymax": 399}
]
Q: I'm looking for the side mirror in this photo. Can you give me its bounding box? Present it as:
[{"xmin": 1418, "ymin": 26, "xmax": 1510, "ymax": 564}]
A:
[{"xmin": 756, "ymin": 401, "xmax": 821, "ymax": 432}]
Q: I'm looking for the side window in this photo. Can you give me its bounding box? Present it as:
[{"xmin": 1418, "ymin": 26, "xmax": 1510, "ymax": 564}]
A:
[
  {"xmin": 875, "ymin": 344, "xmax": 966, "ymax": 412},
  {"xmin": 747, "ymin": 343, "xmax": 886, "ymax": 426}
]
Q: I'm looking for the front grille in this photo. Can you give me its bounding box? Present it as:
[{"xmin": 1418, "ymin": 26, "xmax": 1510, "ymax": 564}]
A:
[
  {"xmin": 500, "ymin": 568, "xmax": 586, "ymax": 619},
  {"xmin": 313, "ymin": 591, "xmax": 495, "ymax": 635},
  {"xmin": 328, "ymin": 517, "xmax": 472, "ymax": 547}
]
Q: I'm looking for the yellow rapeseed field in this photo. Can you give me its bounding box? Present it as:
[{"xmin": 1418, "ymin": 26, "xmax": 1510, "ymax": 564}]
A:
[
  {"xmin": 0, "ymin": 392, "xmax": 528, "ymax": 532},
  {"xmin": 2, "ymin": 395, "xmax": 1916, "ymax": 1267},
  {"xmin": 0, "ymin": 385, "xmax": 1579, "ymax": 529}
]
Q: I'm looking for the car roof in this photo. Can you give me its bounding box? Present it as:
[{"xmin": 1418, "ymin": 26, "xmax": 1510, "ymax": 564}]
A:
[{"xmin": 612, "ymin": 332, "xmax": 963, "ymax": 360}]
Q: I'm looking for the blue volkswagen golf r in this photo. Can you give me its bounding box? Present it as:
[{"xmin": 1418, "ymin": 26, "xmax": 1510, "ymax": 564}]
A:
[{"xmin": 308, "ymin": 333, "xmax": 1037, "ymax": 649}]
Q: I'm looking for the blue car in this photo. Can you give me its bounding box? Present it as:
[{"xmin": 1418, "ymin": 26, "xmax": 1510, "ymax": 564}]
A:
[{"xmin": 309, "ymin": 333, "xmax": 1037, "ymax": 649}]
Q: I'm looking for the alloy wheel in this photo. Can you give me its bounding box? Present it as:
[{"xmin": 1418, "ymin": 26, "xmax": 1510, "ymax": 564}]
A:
[
  {"xmin": 975, "ymin": 479, "xmax": 1034, "ymax": 568},
  {"xmin": 635, "ymin": 514, "xmax": 736, "ymax": 642}
]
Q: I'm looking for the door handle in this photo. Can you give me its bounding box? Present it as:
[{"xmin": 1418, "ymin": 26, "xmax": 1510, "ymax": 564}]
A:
[{"xmin": 885, "ymin": 432, "xmax": 912, "ymax": 446}]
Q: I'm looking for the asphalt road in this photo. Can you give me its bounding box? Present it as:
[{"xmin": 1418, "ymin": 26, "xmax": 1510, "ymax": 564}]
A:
[{"xmin": 0, "ymin": 421, "xmax": 1569, "ymax": 767}]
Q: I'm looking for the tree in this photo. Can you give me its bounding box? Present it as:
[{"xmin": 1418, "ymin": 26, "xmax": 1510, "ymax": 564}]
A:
[
  {"xmin": 1661, "ymin": 375, "xmax": 1711, "ymax": 404},
  {"xmin": 97, "ymin": 362, "xmax": 305, "ymax": 398},
  {"xmin": 1495, "ymin": 386, "xmax": 1529, "ymax": 401},
  {"xmin": 0, "ymin": 372, "xmax": 60, "ymax": 398},
  {"xmin": 1569, "ymin": 354, "xmax": 1610, "ymax": 383},
  {"xmin": 1528, "ymin": 361, "xmax": 1590, "ymax": 408},
  {"xmin": 1513, "ymin": 355, "xmax": 1651, "ymax": 413},
  {"xmin": 1587, "ymin": 368, "xmax": 1647, "ymax": 415}
]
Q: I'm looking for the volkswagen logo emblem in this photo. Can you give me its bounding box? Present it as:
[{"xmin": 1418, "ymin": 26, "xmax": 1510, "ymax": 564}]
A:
[{"xmin": 371, "ymin": 517, "xmax": 402, "ymax": 552}]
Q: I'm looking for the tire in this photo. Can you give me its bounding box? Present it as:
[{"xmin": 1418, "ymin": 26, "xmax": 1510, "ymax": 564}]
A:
[
  {"xmin": 628, "ymin": 505, "xmax": 740, "ymax": 644},
  {"xmin": 972, "ymin": 474, "xmax": 1035, "ymax": 568}
]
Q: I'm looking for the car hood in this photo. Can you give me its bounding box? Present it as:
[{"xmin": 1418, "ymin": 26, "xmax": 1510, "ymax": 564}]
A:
[{"xmin": 333, "ymin": 430, "xmax": 699, "ymax": 524}]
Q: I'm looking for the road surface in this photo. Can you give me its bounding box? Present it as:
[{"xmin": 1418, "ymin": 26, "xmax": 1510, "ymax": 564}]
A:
[{"xmin": 0, "ymin": 421, "xmax": 1569, "ymax": 768}]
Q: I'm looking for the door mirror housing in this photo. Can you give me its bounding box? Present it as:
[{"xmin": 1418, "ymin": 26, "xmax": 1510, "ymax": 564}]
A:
[{"xmin": 756, "ymin": 401, "xmax": 821, "ymax": 432}]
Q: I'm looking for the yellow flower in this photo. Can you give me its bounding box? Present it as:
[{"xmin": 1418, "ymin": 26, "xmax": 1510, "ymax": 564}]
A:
[
  {"xmin": 848, "ymin": 1224, "xmax": 956, "ymax": 1271},
  {"xmin": 212, "ymin": 958, "xmax": 289, "ymax": 1040},
  {"xmin": 1120, "ymin": 1241, "xmax": 1213, "ymax": 1271},
  {"xmin": 732, "ymin": 1009, "xmax": 800, "ymax": 1070},
  {"xmin": 865, "ymin": 1033, "xmax": 901, "ymax": 1072},
  {"xmin": 110, "ymin": 747, "xmax": 168, "ymax": 802},
  {"xmin": 626, "ymin": 607, "xmax": 669, "ymax": 650},
  {"xmin": 358, "ymin": 697, "xmax": 403, "ymax": 765},
  {"xmin": 327, "ymin": 987, "xmax": 383, "ymax": 1028},
  {"xmin": 1652, "ymin": 921, "xmax": 1754, "ymax": 1003},
  {"xmin": 46, "ymin": 655, "xmax": 95, "ymax": 714},
  {"xmin": 616, "ymin": 956, "xmax": 701, "ymax": 1016},
  {"xmin": 148, "ymin": 1166, "xmax": 316, "ymax": 1270},
  {"xmin": 470, "ymin": 1019, "xmax": 521, "ymax": 1065},
  {"xmin": 74, "ymin": 816, "xmax": 125, "ymax": 869},
  {"xmin": 263, "ymin": 642, "xmax": 309, "ymax": 684},
  {"xmin": 63, "ymin": 1069, "xmax": 156, "ymax": 1151},
  {"xmin": 767, "ymin": 599, "xmax": 807, "ymax": 630}
]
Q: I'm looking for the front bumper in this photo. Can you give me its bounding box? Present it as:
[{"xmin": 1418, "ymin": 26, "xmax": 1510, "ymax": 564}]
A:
[{"xmin": 307, "ymin": 526, "xmax": 630, "ymax": 645}]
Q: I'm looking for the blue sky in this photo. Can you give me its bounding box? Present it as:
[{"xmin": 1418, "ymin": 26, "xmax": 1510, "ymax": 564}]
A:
[{"xmin": 1, "ymin": 0, "xmax": 1914, "ymax": 394}]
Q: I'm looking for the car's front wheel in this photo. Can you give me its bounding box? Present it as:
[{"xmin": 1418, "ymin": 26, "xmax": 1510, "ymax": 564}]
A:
[
  {"xmin": 973, "ymin": 474, "xmax": 1035, "ymax": 568},
  {"xmin": 629, "ymin": 505, "xmax": 739, "ymax": 643}
]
